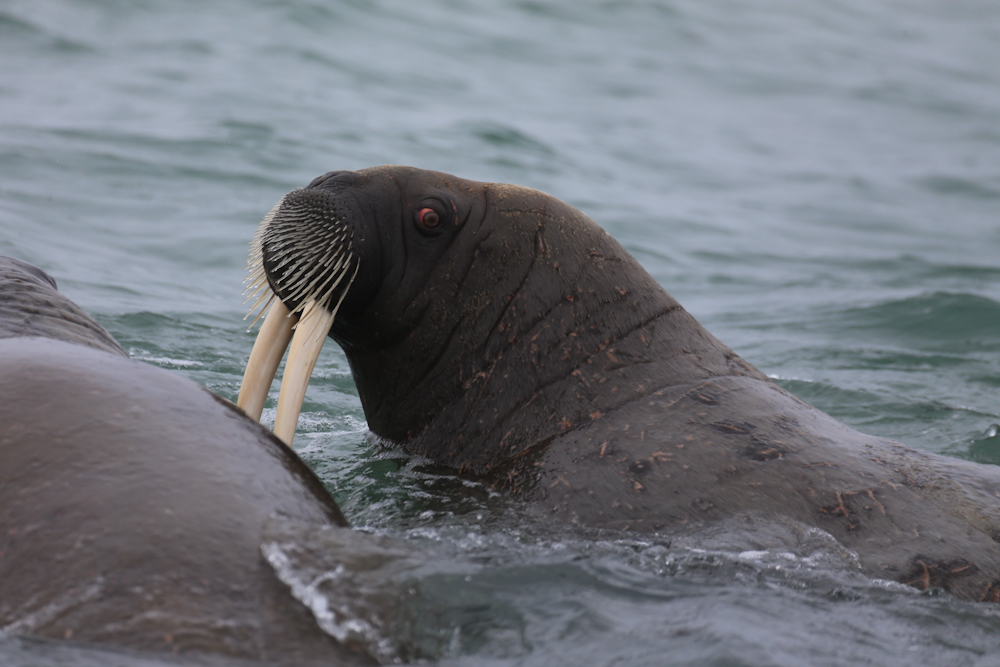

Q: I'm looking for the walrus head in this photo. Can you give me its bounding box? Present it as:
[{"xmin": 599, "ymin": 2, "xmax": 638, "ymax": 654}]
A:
[{"xmin": 238, "ymin": 166, "xmax": 747, "ymax": 474}]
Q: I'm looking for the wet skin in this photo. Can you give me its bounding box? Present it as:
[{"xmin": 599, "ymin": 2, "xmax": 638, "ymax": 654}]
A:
[
  {"xmin": 242, "ymin": 166, "xmax": 1000, "ymax": 601},
  {"xmin": 0, "ymin": 257, "xmax": 369, "ymax": 665}
]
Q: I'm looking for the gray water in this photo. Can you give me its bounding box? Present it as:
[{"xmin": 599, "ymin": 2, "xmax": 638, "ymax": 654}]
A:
[{"xmin": 2, "ymin": 0, "xmax": 1000, "ymax": 664}]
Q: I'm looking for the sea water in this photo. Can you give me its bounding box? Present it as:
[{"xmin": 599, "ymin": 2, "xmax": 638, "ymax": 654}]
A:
[{"xmin": 2, "ymin": 0, "xmax": 1000, "ymax": 664}]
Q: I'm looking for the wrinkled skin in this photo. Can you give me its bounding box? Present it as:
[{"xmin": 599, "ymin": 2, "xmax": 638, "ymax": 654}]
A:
[
  {"xmin": 0, "ymin": 257, "xmax": 368, "ymax": 665},
  {"xmin": 254, "ymin": 166, "xmax": 1000, "ymax": 601}
]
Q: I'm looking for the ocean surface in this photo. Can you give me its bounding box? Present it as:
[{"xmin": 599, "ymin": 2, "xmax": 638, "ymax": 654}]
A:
[{"xmin": 2, "ymin": 0, "xmax": 1000, "ymax": 664}]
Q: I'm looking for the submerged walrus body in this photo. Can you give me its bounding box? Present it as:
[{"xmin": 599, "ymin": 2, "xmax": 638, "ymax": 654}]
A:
[
  {"xmin": 240, "ymin": 166, "xmax": 1000, "ymax": 601},
  {"xmin": 0, "ymin": 257, "xmax": 367, "ymax": 665}
]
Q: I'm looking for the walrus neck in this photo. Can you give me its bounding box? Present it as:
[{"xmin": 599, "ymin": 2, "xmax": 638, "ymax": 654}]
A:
[{"xmin": 348, "ymin": 195, "xmax": 766, "ymax": 476}]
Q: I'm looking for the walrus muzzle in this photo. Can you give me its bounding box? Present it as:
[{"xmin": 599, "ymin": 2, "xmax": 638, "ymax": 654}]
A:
[{"xmin": 238, "ymin": 189, "xmax": 359, "ymax": 444}]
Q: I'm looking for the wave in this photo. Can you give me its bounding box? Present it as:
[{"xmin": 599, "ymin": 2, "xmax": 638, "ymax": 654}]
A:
[{"xmin": 835, "ymin": 291, "xmax": 1000, "ymax": 352}]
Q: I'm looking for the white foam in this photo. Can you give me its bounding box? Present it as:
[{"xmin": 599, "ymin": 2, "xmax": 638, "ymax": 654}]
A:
[{"xmin": 129, "ymin": 350, "xmax": 203, "ymax": 367}]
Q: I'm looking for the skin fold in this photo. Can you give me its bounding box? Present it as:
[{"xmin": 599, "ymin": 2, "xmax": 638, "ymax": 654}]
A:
[{"xmin": 242, "ymin": 166, "xmax": 1000, "ymax": 601}]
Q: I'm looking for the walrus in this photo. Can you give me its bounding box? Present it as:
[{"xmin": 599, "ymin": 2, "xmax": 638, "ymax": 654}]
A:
[
  {"xmin": 238, "ymin": 166, "xmax": 1000, "ymax": 602},
  {"xmin": 0, "ymin": 256, "xmax": 370, "ymax": 665}
]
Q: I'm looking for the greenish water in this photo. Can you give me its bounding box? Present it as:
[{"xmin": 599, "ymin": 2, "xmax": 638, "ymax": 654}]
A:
[{"xmin": 2, "ymin": 0, "xmax": 1000, "ymax": 664}]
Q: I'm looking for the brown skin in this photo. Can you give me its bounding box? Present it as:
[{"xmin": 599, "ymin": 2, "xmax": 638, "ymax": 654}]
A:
[
  {"xmin": 0, "ymin": 257, "xmax": 368, "ymax": 665},
  {"xmin": 260, "ymin": 166, "xmax": 1000, "ymax": 601}
]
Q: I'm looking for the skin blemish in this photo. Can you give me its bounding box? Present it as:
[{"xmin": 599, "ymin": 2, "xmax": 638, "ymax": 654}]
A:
[{"xmin": 867, "ymin": 489, "xmax": 886, "ymax": 515}]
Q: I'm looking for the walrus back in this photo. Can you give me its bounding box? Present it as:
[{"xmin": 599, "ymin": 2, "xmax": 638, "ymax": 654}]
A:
[{"xmin": 521, "ymin": 372, "xmax": 1000, "ymax": 601}]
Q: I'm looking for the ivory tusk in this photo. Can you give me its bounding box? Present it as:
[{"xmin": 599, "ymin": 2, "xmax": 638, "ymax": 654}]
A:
[
  {"xmin": 237, "ymin": 300, "xmax": 297, "ymax": 421},
  {"xmin": 272, "ymin": 300, "xmax": 335, "ymax": 445}
]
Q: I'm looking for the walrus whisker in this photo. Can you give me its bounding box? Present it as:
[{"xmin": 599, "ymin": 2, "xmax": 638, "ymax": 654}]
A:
[
  {"xmin": 307, "ymin": 259, "xmax": 358, "ymax": 333},
  {"xmin": 242, "ymin": 288, "xmax": 271, "ymax": 318},
  {"xmin": 285, "ymin": 259, "xmax": 349, "ymax": 312},
  {"xmin": 242, "ymin": 279, "xmax": 270, "ymax": 301},
  {"xmin": 242, "ymin": 279, "xmax": 269, "ymax": 303},
  {"xmin": 244, "ymin": 198, "xmax": 284, "ymax": 273},
  {"xmin": 242, "ymin": 269, "xmax": 283, "ymax": 326},
  {"xmin": 283, "ymin": 254, "xmax": 343, "ymax": 306},
  {"xmin": 245, "ymin": 292, "xmax": 276, "ymax": 330},
  {"xmin": 280, "ymin": 239, "xmax": 351, "ymax": 301},
  {"xmin": 288, "ymin": 259, "xmax": 352, "ymax": 323}
]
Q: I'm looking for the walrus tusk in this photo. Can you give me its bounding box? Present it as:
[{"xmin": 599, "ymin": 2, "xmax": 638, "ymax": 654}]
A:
[
  {"xmin": 237, "ymin": 300, "xmax": 297, "ymax": 421},
  {"xmin": 272, "ymin": 299, "xmax": 336, "ymax": 445}
]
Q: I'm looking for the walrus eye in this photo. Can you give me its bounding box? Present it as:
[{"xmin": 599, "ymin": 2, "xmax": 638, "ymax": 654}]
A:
[{"xmin": 417, "ymin": 207, "xmax": 441, "ymax": 231}]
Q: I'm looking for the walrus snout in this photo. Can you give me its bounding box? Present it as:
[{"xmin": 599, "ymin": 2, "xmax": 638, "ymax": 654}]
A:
[
  {"xmin": 253, "ymin": 187, "xmax": 361, "ymax": 315},
  {"xmin": 238, "ymin": 185, "xmax": 367, "ymax": 444}
]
